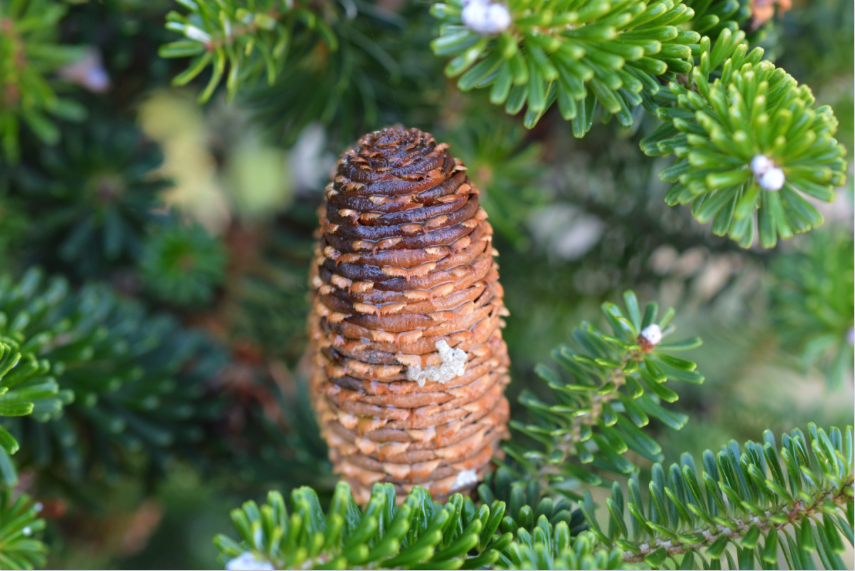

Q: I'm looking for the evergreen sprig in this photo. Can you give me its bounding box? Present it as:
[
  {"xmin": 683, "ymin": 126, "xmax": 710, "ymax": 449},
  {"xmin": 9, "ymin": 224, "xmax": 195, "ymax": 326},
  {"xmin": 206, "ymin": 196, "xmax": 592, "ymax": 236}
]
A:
[
  {"xmin": 214, "ymin": 481, "xmax": 513, "ymax": 570},
  {"xmin": 588, "ymin": 424, "xmax": 854, "ymax": 569},
  {"xmin": 682, "ymin": 0, "xmax": 751, "ymax": 38},
  {"xmin": 641, "ymin": 30, "xmax": 848, "ymax": 248},
  {"xmin": 0, "ymin": 338, "xmax": 66, "ymax": 463},
  {"xmin": 431, "ymin": 0, "xmax": 701, "ymax": 134},
  {"xmin": 0, "ymin": 490, "xmax": 46, "ymax": 570},
  {"xmin": 0, "ymin": 268, "xmax": 225, "ymax": 486},
  {"xmin": 499, "ymin": 525, "xmax": 623, "ymax": 569},
  {"xmin": 478, "ymin": 467, "xmax": 586, "ymax": 534},
  {"xmin": 214, "ymin": 424, "xmax": 853, "ymax": 570},
  {"xmin": 160, "ymin": 0, "xmax": 337, "ymax": 103},
  {"xmin": 505, "ymin": 291, "xmax": 704, "ymax": 493},
  {"xmin": 0, "ymin": 0, "xmax": 86, "ymax": 162}
]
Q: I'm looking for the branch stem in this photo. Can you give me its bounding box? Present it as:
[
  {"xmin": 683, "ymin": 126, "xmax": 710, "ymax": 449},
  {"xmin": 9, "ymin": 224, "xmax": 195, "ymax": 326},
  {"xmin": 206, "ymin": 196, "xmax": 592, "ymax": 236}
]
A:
[
  {"xmin": 538, "ymin": 342, "xmax": 647, "ymax": 486},
  {"xmin": 623, "ymin": 474, "xmax": 855, "ymax": 563}
]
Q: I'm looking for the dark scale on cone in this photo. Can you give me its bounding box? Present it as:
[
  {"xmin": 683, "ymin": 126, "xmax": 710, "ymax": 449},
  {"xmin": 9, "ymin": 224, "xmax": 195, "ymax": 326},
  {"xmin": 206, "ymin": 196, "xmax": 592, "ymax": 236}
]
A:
[{"xmin": 308, "ymin": 127, "xmax": 511, "ymax": 503}]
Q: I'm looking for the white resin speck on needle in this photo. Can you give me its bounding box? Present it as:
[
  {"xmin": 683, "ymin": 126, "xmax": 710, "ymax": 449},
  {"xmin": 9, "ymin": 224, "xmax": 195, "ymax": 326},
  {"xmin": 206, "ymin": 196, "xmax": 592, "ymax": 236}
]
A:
[
  {"xmin": 751, "ymin": 154, "xmax": 785, "ymax": 191},
  {"xmin": 462, "ymin": 0, "xmax": 511, "ymax": 35},
  {"xmin": 640, "ymin": 324, "xmax": 663, "ymax": 346},
  {"xmin": 226, "ymin": 552, "xmax": 274, "ymax": 571}
]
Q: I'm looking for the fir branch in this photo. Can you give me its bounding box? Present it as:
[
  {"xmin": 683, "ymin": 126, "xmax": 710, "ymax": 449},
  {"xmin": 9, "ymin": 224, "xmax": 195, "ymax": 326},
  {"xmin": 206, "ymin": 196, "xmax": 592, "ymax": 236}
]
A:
[
  {"xmin": 683, "ymin": 0, "xmax": 751, "ymax": 38},
  {"xmin": 161, "ymin": 0, "xmax": 337, "ymax": 102},
  {"xmin": 139, "ymin": 219, "xmax": 226, "ymax": 307},
  {"xmin": 11, "ymin": 119, "xmax": 170, "ymax": 274},
  {"xmin": 479, "ymin": 467, "xmax": 586, "ymax": 534},
  {"xmin": 588, "ymin": 424, "xmax": 854, "ymax": 569},
  {"xmin": 243, "ymin": 1, "xmax": 439, "ymax": 149},
  {"xmin": 499, "ymin": 526, "xmax": 624, "ymax": 569},
  {"xmin": 505, "ymin": 291, "xmax": 704, "ymax": 492},
  {"xmin": 431, "ymin": 0, "xmax": 701, "ymax": 135},
  {"xmin": 213, "ymin": 424, "xmax": 854, "ymax": 570},
  {"xmin": 214, "ymin": 482, "xmax": 513, "ymax": 570},
  {"xmin": 0, "ymin": 490, "xmax": 45, "ymax": 570},
  {"xmin": 0, "ymin": 338, "xmax": 66, "ymax": 472},
  {"xmin": 622, "ymin": 476, "xmax": 852, "ymax": 564},
  {"xmin": 0, "ymin": 268, "xmax": 226, "ymax": 486},
  {"xmin": 0, "ymin": 0, "xmax": 86, "ymax": 162},
  {"xmin": 641, "ymin": 29, "xmax": 848, "ymax": 248}
]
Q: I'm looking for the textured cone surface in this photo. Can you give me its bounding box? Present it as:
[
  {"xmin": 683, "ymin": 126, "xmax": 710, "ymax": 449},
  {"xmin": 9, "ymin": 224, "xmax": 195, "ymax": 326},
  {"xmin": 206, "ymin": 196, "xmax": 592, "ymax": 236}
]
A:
[{"xmin": 309, "ymin": 127, "xmax": 511, "ymax": 503}]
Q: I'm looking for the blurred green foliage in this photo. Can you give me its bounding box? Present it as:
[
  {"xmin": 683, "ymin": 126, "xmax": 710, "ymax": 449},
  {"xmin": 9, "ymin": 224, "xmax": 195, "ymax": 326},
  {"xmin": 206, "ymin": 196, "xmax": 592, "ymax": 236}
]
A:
[
  {"xmin": 769, "ymin": 227, "xmax": 854, "ymax": 388},
  {"xmin": 0, "ymin": 0, "xmax": 86, "ymax": 162},
  {"xmin": 139, "ymin": 220, "xmax": 226, "ymax": 307},
  {"xmin": 10, "ymin": 119, "xmax": 170, "ymax": 277},
  {"xmin": 0, "ymin": 0, "xmax": 849, "ymax": 569}
]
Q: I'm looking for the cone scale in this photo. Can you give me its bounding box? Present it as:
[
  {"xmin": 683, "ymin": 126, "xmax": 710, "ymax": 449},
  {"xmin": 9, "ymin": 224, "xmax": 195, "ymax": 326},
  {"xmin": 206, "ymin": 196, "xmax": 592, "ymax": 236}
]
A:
[{"xmin": 309, "ymin": 127, "xmax": 511, "ymax": 503}]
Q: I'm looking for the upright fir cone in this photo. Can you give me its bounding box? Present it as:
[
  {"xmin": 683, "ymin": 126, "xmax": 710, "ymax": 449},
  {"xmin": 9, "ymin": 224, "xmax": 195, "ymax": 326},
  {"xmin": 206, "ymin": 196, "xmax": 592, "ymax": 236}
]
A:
[{"xmin": 308, "ymin": 127, "xmax": 511, "ymax": 504}]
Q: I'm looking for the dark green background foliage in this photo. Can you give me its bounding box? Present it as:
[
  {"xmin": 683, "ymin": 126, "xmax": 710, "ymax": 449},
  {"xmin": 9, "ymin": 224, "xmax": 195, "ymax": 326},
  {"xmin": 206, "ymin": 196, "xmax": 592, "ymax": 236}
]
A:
[{"xmin": 0, "ymin": 0, "xmax": 851, "ymax": 569}]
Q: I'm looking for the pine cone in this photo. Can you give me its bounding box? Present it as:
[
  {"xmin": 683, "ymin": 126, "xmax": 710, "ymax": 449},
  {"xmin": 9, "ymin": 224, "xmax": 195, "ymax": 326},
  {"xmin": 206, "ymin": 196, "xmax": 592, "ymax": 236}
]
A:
[{"xmin": 308, "ymin": 127, "xmax": 511, "ymax": 503}]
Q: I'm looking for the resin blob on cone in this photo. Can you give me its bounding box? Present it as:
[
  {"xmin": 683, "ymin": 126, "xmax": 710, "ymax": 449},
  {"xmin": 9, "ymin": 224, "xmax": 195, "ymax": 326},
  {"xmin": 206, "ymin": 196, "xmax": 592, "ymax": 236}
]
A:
[{"xmin": 308, "ymin": 127, "xmax": 511, "ymax": 503}]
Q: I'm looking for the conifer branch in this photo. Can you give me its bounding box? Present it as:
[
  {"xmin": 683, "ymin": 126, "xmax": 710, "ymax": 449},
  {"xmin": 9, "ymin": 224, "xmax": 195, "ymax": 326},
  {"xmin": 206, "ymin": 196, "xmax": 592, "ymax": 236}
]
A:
[
  {"xmin": 622, "ymin": 476, "xmax": 853, "ymax": 563},
  {"xmin": 0, "ymin": 268, "xmax": 225, "ymax": 485},
  {"xmin": 431, "ymin": 0, "xmax": 700, "ymax": 134},
  {"xmin": 0, "ymin": 0, "xmax": 85, "ymax": 161},
  {"xmin": 0, "ymin": 338, "xmax": 66, "ymax": 481},
  {"xmin": 431, "ymin": 2, "xmax": 848, "ymax": 246},
  {"xmin": 587, "ymin": 423, "xmax": 854, "ymax": 569},
  {"xmin": 506, "ymin": 291, "xmax": 703, "ymax": 491},
  {"xmin": 641, "ymin": 29, "xmax": 848, "ymax": 248},
  {"xmin": 768, "ymin": 228, "xmax": 854, "ymax": 387},
  {"xmin": 213, "ymin": 424, "xmax": 854, "ymax": 570},
  {"xmin": 161, "ymin": 0, "xmax": 337, "ymax": 102},
  {"xmin": 0, "ymin": 491, "xmax": 46, "ymax": 570}
]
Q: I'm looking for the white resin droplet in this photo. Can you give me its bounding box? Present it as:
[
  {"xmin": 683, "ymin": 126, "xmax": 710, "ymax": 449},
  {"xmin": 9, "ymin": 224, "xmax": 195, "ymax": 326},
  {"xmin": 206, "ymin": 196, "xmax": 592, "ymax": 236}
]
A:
[
  {"xmin": 640, "ymin": 324, "xmax": 662, "ymax": 346},
  {"xmin": 759, "ymin": 167, "xmax": 785, "ymax": 191},
  {"xmin": 751, "ymin": 154, "xmax": 785, "ymax": 191},
  {"xmin": 226, "ymin": 552, "xmax": 274, "ymax": 571},
  {"xmin": 750, "ymin": 154, "xmax": 774, "ymax": 177},
  {"xmin": 406, "ymin": 340, "xmax": 467, "ymax": 386}
]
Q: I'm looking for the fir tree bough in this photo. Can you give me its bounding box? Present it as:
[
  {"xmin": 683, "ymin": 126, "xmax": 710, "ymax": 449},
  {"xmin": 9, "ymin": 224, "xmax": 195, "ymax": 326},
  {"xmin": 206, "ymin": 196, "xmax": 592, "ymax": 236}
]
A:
[
  {"xmin": 160, "ymin": 0, "xmax": 337, "ymax": 103},
  {"xmin": 139, "ymin": 220, "xmax": 226, "ymax": 307},
  {"xmin": 768, "ymin": 228, "xmax": 854, "ymax": 388},
  {"xmin": 0, "ymin": 0, "xmax": 85, "ymax": 162},
  {"xmin": 214, "ymin": 481, "xmax": 513, "ymax": 570},
  {"xmin": 0, "ymin": 268, "xmax": 226, "ymax": 487},
  {"xmin": 11, "ymin": 119, "xmax": 171, "ymax": 274},
  {"xmin": 0, "ymin": 338, "xmax": 65, "ymax": 477},
  {"xmin": 431, "ymin": 0, "xmax": 700, "ymax": 134},
  {"xmin": 504, "ymin": 291, "xmax": 704, "ymax": 494},
  {"xmin": 430, "ymin": 1, "xmax": 848, "ymax": 247},
  {"xmin": 213, "ymin": 423, "xmax": 854, "ymax": 570},
  {"xmin": 594, "ymin": 423, "xmax": 854, "ymax": 569},
  {"xmin": 0, "ymin": 490, "xmax": 46, "ymax": 570},
  {"xmin": 641, "ymin": 30, "xmax": 848, "ymax": 248}
]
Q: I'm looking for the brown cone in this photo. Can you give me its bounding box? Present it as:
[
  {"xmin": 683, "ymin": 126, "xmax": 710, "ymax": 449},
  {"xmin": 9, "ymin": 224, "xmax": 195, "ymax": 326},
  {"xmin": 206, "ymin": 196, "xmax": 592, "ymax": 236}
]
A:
[{"xmin": 308, "ymin": 127, "xmax": 511, "ymax": 504}]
